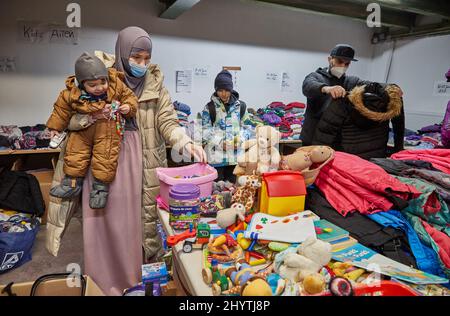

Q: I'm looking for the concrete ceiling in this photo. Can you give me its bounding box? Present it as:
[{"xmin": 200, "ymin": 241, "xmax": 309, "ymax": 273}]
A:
[{"xmin": 158, "ymin": 0, "xmax": 450, "ymax": 43}]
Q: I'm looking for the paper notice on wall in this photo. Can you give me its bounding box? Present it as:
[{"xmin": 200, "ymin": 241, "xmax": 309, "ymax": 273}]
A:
[
  {"xmin": 17, "ymin": 21, "xmax": 79, "ymax": 45},
  {"xmin": 433, "ymin": 81, "xmax": 450, "ymax": 96},
  {"xmin": 176, "ymin": 70, "xmax": 193, "ymax": 93},
  {"xmin": 281, "ymin": 72, "xmax": 293, "ymax": 92}
]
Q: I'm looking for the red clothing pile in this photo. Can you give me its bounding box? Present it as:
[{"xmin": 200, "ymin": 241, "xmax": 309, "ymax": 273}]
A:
[
  {"xmin": 391, "ymin": 149, "xmax": 450, "ymax": 174},
  {"xmin": 315, "ymin": 152, "xmax": 421, "ymax": 216}
]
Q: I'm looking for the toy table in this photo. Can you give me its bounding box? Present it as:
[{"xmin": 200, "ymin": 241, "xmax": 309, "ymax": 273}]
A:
[{"xmin": 157, "ymin": 207, "xmax": 212, "ymax": 296}]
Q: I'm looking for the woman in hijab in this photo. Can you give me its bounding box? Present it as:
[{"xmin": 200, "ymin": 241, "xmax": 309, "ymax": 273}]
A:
[{"xmin": 46, "ymin": 26, "xmax": 206, "ymax": 295}]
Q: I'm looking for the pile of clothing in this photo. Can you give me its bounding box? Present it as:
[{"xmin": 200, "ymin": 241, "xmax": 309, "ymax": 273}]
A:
[
  {"xmin": 394, "ymin": 124, "xmax": 444, "ymax": 150},
  {"xmin": 370, "ymin": 150, "xmax": 450, "ymax": 278},
  {"xmin": 308, "ymin": 150, "xmax": 450, "ymax": 281},
  {"xmin": 315, "ymin": 151, "xmax": 421, "ymax": 216},
  {"xmin": 173, "ymin": 101, "xmax": 191, "ymax": 132},
  {"xmin": 250, "ymin": 101, "xmax": 306, "ymax": 140},
  {"xmin": 19, "ymin": 124, "xmax": 51, "ymax": 150},
  {"xmin": 0, "ymin": 126, "xmax": 22, "ymax": 150},
  {"xmin": 0, "ymin": 124, "xmax": 50, "ymax": 150}
]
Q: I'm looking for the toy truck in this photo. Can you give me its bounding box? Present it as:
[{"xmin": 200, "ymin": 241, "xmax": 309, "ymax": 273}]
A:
[{"xmin": 166, "ymin": 223, "xmax": 211, "ymax": 253}]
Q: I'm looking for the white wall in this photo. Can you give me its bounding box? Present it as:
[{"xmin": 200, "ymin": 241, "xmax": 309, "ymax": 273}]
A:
[
  {"xmin": 369, "ymin": 35, "xmax": 450, "ymax": 131},
  {"xmin": 0, "ymin": 0, "xmax": 374, "ymax": 126}
]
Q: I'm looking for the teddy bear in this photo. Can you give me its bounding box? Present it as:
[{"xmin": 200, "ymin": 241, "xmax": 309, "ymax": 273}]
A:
[
  {"xmin": 216, "ymin": 203, "xmax": 246, "ymax": 229},
  {"xmin": 234, "ymin": 125, "xmax": 281, "ymax": 176},
  {"xmin": 274, "ymin": 237, "xmax": 332, "ymax": 283},
  {"xmin": 279, "ymin": 146, "xmax": 335, "ymax": 186},
  {"xmin": 231, "ymin": 174, "xmax": 261, "ymax": 213}
]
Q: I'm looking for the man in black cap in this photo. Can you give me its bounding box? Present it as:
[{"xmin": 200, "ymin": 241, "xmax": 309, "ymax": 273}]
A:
[{"xmin": 301, "ymin": 44, "xmax": 402, "ymax": 146}]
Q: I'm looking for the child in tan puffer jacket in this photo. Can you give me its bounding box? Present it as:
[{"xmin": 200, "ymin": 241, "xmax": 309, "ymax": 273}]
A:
[{"xmin": 47, "ymin": 52, "xmax": 138, "ymax": 209}]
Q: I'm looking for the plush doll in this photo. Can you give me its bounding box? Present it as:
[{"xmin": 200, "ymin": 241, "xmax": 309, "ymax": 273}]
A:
[
  {"xmin": 231, "ymin": 175, "xmax": 261, "ymax": 212},
  {"xmin": 280, "ymin": 146, "xmax": 335, "ymax": 186},
  {"xmin": 274, "ymin": 237, "xmax": 332, "ymax": 282},
  {"xmin": 216, "ymin": 203, "xmax": 246, "ymax": 229},
  {"xmin": 234, "ymin": 126, "xmax": 281, "ymax": 176},
  {"xmin": 280, "ymin": 150, "xmax": 312, "ymax": 172},
  {"xmin": 224, "ymin": 259, "xmax": 273, "ymax": 296}
]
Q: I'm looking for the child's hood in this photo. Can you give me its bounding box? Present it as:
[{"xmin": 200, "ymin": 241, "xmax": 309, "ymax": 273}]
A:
[
  {"xmin": 64, "ymin": 68, "xmax": 124, "ymax": 101},
  {"xmin": 94, "ymin": 50, "xmax": 164, "ymax": 102}
]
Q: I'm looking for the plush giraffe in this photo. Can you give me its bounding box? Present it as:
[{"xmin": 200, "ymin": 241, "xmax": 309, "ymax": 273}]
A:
[{"xmin": 231, "ymin": 175, "xmax": 261, "ymax": 213}]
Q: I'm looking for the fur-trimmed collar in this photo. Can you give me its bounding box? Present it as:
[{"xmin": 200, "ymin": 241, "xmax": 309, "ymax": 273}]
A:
[{"xmin": 348, "ymin": 85, "xmax": 402, "ymax": 122}]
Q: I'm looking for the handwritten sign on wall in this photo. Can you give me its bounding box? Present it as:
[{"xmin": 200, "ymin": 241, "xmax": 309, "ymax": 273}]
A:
[
  {"xmin": 17, "ymin": 21, "xmax": 79, "ymax": 45},
  {"xmin": 433, "ymin": 81, "xmax": 450, "ymax": 97},
  {"xmin": 194, "ymin": 66, "xmax": 209, "ymax": 78}
]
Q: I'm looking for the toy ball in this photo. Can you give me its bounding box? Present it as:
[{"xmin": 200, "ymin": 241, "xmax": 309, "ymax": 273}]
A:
[
  {"xmin": 303, "ymin": 273, "xmax": 326, "ymax": 295},
  {"xmin": 329, "ymin": 277, "xmax": 354, "ymax": 296},
  {"xmin": 241, "ymin": 277, "xmax": 273, "ymax": 296}
]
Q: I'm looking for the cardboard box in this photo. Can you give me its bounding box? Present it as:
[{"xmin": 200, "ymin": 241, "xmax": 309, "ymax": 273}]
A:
[
  {"xmin": 0, "ymin": 275, "xmax": 104, "ymax": 296},
  {"xmin": 27, "ymin": 169, "xmax": 54, "ymax": 225}
]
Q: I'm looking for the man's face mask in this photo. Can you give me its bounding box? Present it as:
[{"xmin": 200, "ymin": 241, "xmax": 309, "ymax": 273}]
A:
[
  {"xmin": 330, "ymin": 66, "xmax": 348, "ymax": 79},
  {"xmin": 330, "ymin": 59, "xmax": 349, "ymax": 79}
]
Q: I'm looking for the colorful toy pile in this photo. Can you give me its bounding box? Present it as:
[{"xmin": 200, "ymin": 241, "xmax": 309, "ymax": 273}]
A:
[{"xmin": 159, "ymin": 146, "xmax": 450, "ymax": 296}]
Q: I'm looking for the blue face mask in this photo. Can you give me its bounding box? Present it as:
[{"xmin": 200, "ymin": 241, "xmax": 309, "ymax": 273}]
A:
[{"xmin": 130, "ymin": 62, "xmax": 149, "ymax": 78}]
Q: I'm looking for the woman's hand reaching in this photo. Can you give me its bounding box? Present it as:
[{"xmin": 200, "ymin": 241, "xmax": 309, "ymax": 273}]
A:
[{"xmin": 184, "ymin": 142, "xmax": 207, "ymax": 163}]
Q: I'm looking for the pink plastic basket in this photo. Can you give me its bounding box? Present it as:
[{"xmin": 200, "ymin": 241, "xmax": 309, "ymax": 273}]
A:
[{"xmin": 156, "ymin": 163, "xmax": 218, "ymax": 205}]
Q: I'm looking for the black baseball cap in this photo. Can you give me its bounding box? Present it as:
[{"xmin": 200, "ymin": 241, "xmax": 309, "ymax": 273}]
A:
[{"xmin": 330, "ymin": 44, "xmax": 358, "ymax": 62}]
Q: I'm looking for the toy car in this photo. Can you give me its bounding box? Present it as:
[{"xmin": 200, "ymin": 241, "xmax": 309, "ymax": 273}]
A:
[{"xmin": 166, "ymin": 223, "xmax": 211, "ymax": 253}]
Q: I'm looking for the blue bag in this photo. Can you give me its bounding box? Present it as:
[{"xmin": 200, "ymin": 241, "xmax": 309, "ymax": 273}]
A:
[{"xmin": 0, "ymin": 215, "xmax": 40, "ymax": 274}]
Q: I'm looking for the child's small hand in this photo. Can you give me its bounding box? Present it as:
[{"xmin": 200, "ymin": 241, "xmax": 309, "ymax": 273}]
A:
[
  {"xmin": 49, "ymin": 129, "xmax": 60, "ymax": 139},
  {"xmin": 104, "ymin": 103, "xmax": 112, "ymax": 112},
  {"xmin": 119, "ymin": 104, "xmax": 130, "ymax": 115}
]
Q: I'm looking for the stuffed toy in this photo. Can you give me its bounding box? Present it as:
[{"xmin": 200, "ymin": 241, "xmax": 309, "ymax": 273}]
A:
[
  {"xmin": 234, "ymin": 126, "xmax": 281, "ymax": 176},
  {"xmin": 274, "ymin": 237, "xmax": 332, "ymax": 282},
  {"xmin": 280, "ymin": 146, "xmax": 335, "ymax": 186},
  {"xmin": 223, "ymin": 259, "xmax": 273, "ymax": 296},
  {"xmin": 216, "ymin": 203, "xmax": 246, "ymax": 229},
  {"xmin": 231, "ymin": 175, "xmax": 261, "ymax": 212},
  {"xmin": 212, "ymin": 181, "xmax": 235, "ymax": 195}
]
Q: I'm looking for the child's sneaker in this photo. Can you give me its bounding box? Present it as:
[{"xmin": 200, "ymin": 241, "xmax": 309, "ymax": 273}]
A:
[
  {"xmin": 49, "ymin": 131, "xmax": 67, "ymax": 149},
  {"xmin": 89, "ymin": 179, "xmax": 109, "ymax": 209},
  {"xmin": 50, "ymin": 176, "xmax": 83, "ymax": 198}
]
